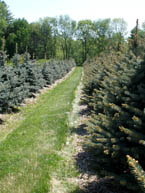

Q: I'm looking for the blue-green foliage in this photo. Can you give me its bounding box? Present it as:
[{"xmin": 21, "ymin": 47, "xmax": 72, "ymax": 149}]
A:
[
  {"xmin": 0, "ymin": 51, "xmax": 7, "ymax": 67},
  {"xmin": 0, "ymin": 53, "xmax": 75, "ymax": 113},
  {"xmin": 12, "ymin": 54, "xmax": 20, "ymax": 66},
  {"xmin": 42, "ymin": 59, "xmax": 75, "ymax": 85},
  {"xmin": 82, "ymin": 51, "xmax": 145, "ymax": 192}
]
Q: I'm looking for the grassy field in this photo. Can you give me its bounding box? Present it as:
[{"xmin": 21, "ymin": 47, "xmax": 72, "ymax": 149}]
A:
[{"xmin": 0, "ymin": 67, "xmax": 82, "ymax": 193}]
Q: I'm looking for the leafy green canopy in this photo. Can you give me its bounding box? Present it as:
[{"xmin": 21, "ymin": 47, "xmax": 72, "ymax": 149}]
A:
[{"xmin": 0, "ymin": 0, "xmax": 12, "ymax": 48}]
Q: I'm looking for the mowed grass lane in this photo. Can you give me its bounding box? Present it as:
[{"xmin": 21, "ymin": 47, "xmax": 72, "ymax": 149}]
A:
[{"xmin": 0, "ymin": 67, "xmax": 82, "ymax": 193}]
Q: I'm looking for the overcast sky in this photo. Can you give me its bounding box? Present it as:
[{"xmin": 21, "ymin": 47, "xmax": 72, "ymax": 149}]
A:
[{"xmin": 5, "ymin": 0, "xmax": 145, "ymax": 32}]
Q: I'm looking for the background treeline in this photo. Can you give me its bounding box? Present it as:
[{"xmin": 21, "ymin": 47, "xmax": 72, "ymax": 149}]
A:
[
  {"xmin": 0, "ymin": 52, "xmax": 75, "ymax": 113},
  {"xmin": 82, "ymin": 50, "xmax": 145, "ymax": 192},
  {"xmin": 1, "ymin": 0, "xmax": 145, "ymax": 64}
]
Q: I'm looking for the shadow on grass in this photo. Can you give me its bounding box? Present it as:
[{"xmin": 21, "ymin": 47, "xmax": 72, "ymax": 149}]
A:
[
  {"xmin": 11, "ymin": 107, "xmax": 20, "ymax": 113},
  {"xmin": 71, "ymin": 124, "xmax": 88, "ymax": 136},
  {"xmin": 70, "ymin": 179, "xmax": 132, "ymax": 193},
  {"xmin": 0, "ymin": 118, "xmax": 4, "ymax": 124},
  {"xmin": 70, "ymin": 189, "xmax": 85, "ymax": 193},
  {"xmin": 0, "ymin": 107, "xmax": 20, "ymax": 115},
  {"xmin": 79, "ymin": 108, "xmax": 90, "ymax": 116}
]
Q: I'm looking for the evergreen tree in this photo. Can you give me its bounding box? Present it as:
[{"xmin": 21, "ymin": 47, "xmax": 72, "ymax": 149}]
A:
[
  {"xmin": 20, "ymin": 52, "xmax": 45, "ymax": 96},
  {"xmin": 12, "ymin": 53, "xmax": 20, "ymax": 66},
  {"xmin": 0, "ymin": 50, "xmax": 7, "ymax": 66},
  {"xmin": 0, "ymin": 50, "xmax": 75, "ymax": 113},
  {"xmin": 127, "ymin": 155, "xmax": 145, "ymax": 193},
  {"xmin": 83, "ymin": 51, "xmax": 145, "ymax": 191}
]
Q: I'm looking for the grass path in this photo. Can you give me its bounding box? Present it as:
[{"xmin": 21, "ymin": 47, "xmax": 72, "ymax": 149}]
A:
[{"xmin": 0, "ymin": 67, "xmax": 82, "ymax": 193}]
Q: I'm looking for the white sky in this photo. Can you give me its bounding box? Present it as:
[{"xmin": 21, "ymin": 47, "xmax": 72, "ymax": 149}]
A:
[{"xmin": 5, "ymin": 0, "xmax": 145, "ymax": 32}]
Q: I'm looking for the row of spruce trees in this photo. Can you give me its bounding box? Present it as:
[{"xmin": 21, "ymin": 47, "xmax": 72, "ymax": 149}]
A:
[
  {"xmin": 0, "ymin": 51, "xmax": 75, "ymax": 113},
  {"xmin": 82, "ymin": 51, "xmax": 145, "ymax": 192}
]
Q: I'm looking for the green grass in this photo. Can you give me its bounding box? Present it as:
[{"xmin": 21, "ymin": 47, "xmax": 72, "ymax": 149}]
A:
[
  {"xmin": 36, "ymin": 59, "xmax": 50, "ymax": 64},
  {"xmin": 0, "ymin": 67, "xmax": 82, "ymax": 193}
]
